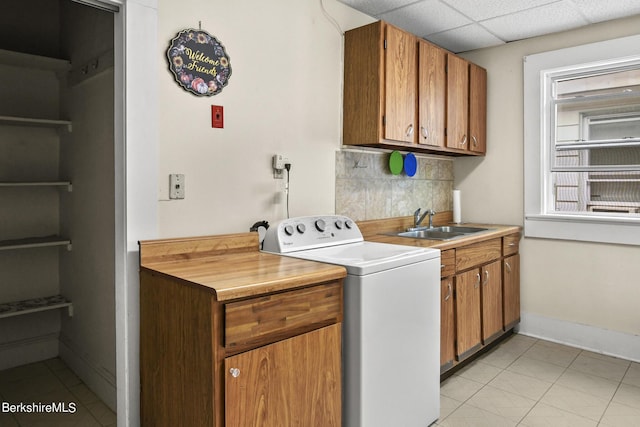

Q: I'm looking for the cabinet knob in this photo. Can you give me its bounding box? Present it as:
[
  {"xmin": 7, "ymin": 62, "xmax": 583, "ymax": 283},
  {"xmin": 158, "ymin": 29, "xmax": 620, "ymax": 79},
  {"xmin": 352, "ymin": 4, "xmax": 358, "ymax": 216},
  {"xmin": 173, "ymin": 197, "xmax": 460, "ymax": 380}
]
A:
[
  {"xmin": 229, "ymin": 368, "xmax": 240, "ymax": 378},
  {"xmin": 406, "ymin": 124, "xmax": 414, "ymax": 137},
  {"xmin": 475, "ymin": 273, "xmax": 480, "ymax": 288},
  {"xmin": 461, "ymin": 134, "xmax": 468, "ymax": 146},
  {"xmin": 505, "ymin": 262, "xmax": 512, "ymax": 273},
  {"xmin": 484, "ymin": 270, "xmax": 489, "ymax": 285},
  {"xmin": 444, "ymin": 282, "xmax": 452, "ymax": 301},
  {"xmin": 472, "ymin": 135, "xmax": 478, "ymax": 147}
]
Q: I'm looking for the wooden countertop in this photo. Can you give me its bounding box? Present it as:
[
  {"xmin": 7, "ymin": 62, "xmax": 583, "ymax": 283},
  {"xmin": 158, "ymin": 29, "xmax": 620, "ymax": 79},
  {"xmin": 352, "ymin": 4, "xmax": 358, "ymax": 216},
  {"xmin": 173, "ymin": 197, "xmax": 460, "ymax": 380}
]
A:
[
  {"xmin": 138, "ymin": 215, "xmax": 519, "ymax": 301},
  {"xmin": 358, "ymin": 215, "xmax": 521, "ymax": 250},
  {"xmin": 139, "ymin": 233, "xmax": 346, "ymax": 301}
]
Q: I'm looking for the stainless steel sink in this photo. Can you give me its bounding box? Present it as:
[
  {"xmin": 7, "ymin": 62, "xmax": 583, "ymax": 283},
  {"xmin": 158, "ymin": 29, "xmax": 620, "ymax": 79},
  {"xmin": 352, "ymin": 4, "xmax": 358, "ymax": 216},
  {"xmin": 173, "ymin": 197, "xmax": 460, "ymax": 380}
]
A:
[{"xmin": 393, "ymin": 226, "xmax": 490, "ymax": 241}]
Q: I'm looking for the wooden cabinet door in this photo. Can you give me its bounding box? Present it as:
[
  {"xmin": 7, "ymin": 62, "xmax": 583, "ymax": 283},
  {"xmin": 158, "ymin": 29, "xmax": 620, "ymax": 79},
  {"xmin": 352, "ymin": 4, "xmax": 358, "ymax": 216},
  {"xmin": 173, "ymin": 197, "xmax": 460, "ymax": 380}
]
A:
[
  {"xmin": 503, "ymin": 254, "xmax": 521, "ymax": 329},
  {"xmin": 225, "ymin": 324, "xmax": 341, "ymax": 427},
  {"xmin": 455, "ymin": 269, "xmax": 481, "ymax": 360},
  {"xmin": 384, "ymin": 24, "xmax": 417, "ymax": 143},
  {"xmin": 469, "ymin": 63, "xmax": 487, "ymax": 154},
  {"xmin": 440, "ymin": 278, "xmax": 455, "ymax": 369},
  {"xmin": 481, "ymin": 260, "xmax": 503, "ymax": 343},
  {"xmin": 418, "ymin": 41, "xmax": 446, "ymax": 147},
  {"xmin": 446, "ymin": 54, "xmax": 469, "ymax": 150}
]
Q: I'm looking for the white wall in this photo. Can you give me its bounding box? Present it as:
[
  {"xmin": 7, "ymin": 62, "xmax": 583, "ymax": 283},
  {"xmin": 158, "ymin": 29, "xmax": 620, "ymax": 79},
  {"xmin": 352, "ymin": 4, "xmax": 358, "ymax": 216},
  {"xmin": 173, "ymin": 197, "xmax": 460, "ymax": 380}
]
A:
[
  {"xmin": 458, "ymin": 15, "xmax": 640, "ymax": 359},
  {"xmin": 156, "ymin": 0, "xmax": 373, "ymax": 237}
]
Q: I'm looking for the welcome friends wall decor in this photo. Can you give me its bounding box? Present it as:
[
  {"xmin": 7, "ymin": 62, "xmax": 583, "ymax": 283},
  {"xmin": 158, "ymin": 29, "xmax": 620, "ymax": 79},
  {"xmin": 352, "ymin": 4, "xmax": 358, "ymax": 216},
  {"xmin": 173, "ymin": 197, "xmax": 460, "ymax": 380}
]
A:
[{"xmin": 167, "ymin": 28, "xmax": 232, "ymax": 96}]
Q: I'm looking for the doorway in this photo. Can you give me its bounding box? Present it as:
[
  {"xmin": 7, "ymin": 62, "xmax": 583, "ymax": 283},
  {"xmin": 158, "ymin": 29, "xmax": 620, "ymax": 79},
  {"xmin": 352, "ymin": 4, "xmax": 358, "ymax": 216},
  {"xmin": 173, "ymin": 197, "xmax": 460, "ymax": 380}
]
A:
[{"xmin": 0, "ymin": 0, "xmax": 119, "ymax": 422}]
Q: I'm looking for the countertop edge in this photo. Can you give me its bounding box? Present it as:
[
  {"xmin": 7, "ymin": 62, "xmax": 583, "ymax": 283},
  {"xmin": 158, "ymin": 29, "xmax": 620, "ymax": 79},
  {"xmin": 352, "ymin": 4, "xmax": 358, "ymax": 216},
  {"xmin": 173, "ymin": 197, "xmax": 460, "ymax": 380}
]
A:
[{"xmin": 363, "ymin": 221, "xmax": 522, "ymax": 250}]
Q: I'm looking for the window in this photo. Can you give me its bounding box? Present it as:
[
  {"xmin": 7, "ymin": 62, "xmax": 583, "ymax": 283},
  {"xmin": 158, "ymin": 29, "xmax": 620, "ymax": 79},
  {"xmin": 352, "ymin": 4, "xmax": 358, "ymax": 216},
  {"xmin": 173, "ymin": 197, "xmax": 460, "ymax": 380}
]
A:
[{"xmin": 524, "ymin": 35, "xmax": 640, "ymax": 245}]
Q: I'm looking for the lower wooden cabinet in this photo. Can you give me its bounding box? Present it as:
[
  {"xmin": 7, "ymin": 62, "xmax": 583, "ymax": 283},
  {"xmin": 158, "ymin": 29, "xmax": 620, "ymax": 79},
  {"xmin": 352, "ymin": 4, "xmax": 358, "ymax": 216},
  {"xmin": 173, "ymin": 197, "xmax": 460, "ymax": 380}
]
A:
[
  {"xmin": 503, "ymin": 253, "xmax": 521, "ymax": 329},
  {"xmin": 455, "ymin": 269, "xmax": 482, "ymax": 360},
  {"xmin": 440, "ymin": 232, "xmax": 521, "ymax": 374},
  {"xmin": 440, "ymin": 278, "xmax": 455, "ymax": 370},
  {"xmin": 225, "ymin": 324, "xmax": 342, "ymax": 427},
  {"xmin": 481, "ymin": 260, "xmax": 503, "ymax": 344},
  {"xmin": 140, "ymin": 271, "xmax": 343, "ymax": 427}
]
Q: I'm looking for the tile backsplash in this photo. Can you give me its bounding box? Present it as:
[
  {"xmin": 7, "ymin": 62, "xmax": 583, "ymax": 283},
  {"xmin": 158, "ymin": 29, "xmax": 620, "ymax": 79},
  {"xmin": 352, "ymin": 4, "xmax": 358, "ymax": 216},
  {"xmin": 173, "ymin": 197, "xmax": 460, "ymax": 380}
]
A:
[{"xmin": 335, "ymin": 149, "xmax": 454, "ymax": 221}]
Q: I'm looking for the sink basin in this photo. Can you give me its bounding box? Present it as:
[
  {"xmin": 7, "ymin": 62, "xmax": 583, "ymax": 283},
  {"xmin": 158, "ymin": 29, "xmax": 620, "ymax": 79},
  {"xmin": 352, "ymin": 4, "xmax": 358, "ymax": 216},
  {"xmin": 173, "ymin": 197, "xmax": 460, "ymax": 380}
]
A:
[{"xmin": 393, "ymin": 226, "xmax": 489, "ymax": 241}]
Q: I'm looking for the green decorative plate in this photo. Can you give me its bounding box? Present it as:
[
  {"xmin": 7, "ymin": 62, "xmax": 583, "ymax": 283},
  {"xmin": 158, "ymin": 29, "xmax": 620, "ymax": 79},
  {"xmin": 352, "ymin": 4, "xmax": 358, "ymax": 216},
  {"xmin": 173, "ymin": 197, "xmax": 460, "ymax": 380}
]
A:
[{"xmin": 389, "ymin": 151, "xmax": 403, "ymax": 175}]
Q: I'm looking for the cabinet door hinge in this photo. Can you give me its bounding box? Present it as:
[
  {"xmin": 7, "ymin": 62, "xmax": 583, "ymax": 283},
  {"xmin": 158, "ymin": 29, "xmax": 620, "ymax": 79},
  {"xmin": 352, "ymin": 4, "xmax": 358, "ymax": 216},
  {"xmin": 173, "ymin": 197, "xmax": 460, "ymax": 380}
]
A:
[
  {"xmin": 382, "ymin": 115, "xmax": 386, "ymax": 126},
  {"xmin": 384, "ymin": 39, "xmax": 387, "ymax": 50},
  {"xmin": 444, "ymin": 127, "xmax": 448, "ymax": 137}
]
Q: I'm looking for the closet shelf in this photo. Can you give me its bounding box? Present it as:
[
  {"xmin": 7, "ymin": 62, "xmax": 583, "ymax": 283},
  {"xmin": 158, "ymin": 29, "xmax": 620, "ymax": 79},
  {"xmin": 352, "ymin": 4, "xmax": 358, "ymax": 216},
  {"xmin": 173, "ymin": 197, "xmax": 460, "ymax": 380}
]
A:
[
  {"xmin": 0, "ymin": 236, "xmax": 72, "ymax": 251},
  {"xmin": 0, "ymin": 181, "xmax": 72, "ymax": 191},
  {"xmin": 0, "ymin": 295, "xmax": 73, "ymax": 319},
  {"xmin": 0, "ymin": 115, "xmax": 72, "ymax": 131},
  {"xmin": 0, "ymin": 48, "xmax": 71, "ymax": 72}
]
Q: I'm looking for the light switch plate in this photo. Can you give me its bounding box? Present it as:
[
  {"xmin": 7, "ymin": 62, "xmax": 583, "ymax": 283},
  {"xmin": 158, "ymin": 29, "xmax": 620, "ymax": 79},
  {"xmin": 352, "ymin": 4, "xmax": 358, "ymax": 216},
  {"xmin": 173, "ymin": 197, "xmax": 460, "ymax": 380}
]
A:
[{"xmin": 169, "ymin": 174, "xmax": 185, "ymax": 199}]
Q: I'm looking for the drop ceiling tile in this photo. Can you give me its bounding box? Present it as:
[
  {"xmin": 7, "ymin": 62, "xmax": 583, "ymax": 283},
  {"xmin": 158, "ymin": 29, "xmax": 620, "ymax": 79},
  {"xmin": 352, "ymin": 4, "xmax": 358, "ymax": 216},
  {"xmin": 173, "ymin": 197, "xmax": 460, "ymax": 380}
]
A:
[
  {"xmin": 481, "ymin": 1, "xmax": 588, "ymax": 41},
  {"xmin": 441, "ymin": 0, "xmax": 559, "ymax": 21},
  {"xmin": 425, "ymin": 24, "xmax": 505, "ymax": 53},
  {"xmin": 571, "ymin": 0, "xmax": 640, "ymax": 22},
  {"xmin": 379, "ymin": 0, "xmax": 472, "ymax": 37},
  {"xmin": 336, "ymin": 0, "xmax": 418, "ymax": 16}
]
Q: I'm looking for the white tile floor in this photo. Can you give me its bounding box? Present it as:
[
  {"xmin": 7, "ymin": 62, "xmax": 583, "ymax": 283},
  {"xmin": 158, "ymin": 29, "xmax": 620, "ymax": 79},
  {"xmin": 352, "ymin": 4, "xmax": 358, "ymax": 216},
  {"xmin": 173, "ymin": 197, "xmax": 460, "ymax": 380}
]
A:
[
  {"xmin": 437, "ymin": 334, "xmax": 640, "ymax": 427},
  {"xmin": 0, "ymin": 358, "xmax": 115, "ymax": 427}
]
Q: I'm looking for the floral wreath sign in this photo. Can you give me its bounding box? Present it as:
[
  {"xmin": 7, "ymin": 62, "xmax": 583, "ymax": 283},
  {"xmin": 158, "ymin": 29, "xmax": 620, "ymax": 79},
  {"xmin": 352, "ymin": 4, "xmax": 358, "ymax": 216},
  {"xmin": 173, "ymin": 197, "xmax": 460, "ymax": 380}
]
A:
[{"xmin": 167, "ymin": 28, "xmax": 232, "ymax": 96}]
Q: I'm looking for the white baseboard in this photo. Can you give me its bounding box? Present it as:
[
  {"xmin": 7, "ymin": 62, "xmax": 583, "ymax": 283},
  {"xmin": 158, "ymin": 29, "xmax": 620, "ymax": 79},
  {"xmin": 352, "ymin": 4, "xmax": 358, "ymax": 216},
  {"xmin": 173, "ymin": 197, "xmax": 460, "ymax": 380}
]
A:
[
  {"xmin": 58, "ymin": 335, "xmax": 117, "ymax": 412},
  {"xmin": 519, "ymin": 311, "xmax": 640, "ymax": 363},
  {"xmin": 0, "ymin": 333, "xmax": 59, "ymax": 371}
]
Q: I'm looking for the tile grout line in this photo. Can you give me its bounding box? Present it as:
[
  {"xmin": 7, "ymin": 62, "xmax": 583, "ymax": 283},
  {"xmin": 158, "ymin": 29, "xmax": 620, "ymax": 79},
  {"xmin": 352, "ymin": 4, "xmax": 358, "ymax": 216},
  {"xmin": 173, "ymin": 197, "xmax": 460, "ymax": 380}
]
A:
[
  {"xmin": 596, "ymin": 362, "xmax": 632, "ymax": 426},
  {"xmin": 515, "ymin": 345, "xmax": 582, "ymax": 426},
  {"xmin": 440, "ymin": 335, "xmax": 541, "ymax": 425},
  {"xmin": 0, "ymin": 389, "xmax": 20, "ymax": 426},
  {"xmin": 500, "ymin": 337, "xmax": 540, "ymax": 426},
  {"xmin": 42, "ymin": 358, "xmax": 105, "ymax": 427}
]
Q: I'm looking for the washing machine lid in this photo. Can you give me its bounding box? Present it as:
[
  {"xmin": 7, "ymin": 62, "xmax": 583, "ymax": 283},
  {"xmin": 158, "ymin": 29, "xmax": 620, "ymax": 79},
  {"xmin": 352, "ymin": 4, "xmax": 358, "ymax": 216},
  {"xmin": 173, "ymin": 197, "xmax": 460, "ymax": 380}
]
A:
[{"xmin": 283, "ymin": 241, "xmax": 440, "ymax": 276}]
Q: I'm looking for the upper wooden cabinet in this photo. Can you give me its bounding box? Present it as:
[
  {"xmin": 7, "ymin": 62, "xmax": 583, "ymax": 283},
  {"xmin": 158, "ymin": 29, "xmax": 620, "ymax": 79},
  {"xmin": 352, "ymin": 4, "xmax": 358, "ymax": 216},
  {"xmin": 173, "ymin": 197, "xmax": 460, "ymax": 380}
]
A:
[
  {"xmin": 418, "ymin": 40, "xmax": 446, "ymax": 148},
  {"xmin": 343, "ymin": 21, "xmax": 414, "ymax": 147},
  {"xmin": 343, "ymin": 20, "xmax": 487, "ymax": 157},
  {"xmin": 469, "ymin": 63, "xmax": 487, "ymax": 154},
  {"xmin": 384, "ymin": 24, "xmax": 417, "ymax": 143},
  {"xmin": 446, "ymin": 53, "xmax": 469, "ymax": 151}
]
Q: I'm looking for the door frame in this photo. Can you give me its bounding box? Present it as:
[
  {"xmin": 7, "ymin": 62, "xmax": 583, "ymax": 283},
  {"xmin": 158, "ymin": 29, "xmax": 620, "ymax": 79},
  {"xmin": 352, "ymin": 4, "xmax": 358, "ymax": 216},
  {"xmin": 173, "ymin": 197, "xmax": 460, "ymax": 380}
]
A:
[{"xmin": 87, "ymin": 0, "xmax": 159, "ymax": 425}]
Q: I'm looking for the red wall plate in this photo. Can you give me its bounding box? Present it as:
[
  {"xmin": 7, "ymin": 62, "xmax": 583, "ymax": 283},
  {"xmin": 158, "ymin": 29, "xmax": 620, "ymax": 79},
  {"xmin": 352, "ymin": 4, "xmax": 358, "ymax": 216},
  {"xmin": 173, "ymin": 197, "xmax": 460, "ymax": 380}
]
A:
[{"xmin": 211, "ymin": 105, "xmax": 224, "ymax": 128}]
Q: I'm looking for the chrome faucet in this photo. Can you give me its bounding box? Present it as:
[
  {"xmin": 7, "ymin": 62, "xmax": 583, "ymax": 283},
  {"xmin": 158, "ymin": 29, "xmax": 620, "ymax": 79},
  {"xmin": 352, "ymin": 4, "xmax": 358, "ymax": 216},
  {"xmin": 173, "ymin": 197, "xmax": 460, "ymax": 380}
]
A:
[{"xmin": 412, "ymin": 208, "xmax": 436, "ymax": 230}]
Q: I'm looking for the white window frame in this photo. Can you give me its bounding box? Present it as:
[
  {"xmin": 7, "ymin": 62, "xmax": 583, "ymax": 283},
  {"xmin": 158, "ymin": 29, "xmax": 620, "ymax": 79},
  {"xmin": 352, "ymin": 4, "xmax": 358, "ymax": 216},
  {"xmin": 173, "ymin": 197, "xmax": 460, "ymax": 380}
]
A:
[{"xmin": 524, "ymin": 34, "xmax": 640, "ymax": 246}]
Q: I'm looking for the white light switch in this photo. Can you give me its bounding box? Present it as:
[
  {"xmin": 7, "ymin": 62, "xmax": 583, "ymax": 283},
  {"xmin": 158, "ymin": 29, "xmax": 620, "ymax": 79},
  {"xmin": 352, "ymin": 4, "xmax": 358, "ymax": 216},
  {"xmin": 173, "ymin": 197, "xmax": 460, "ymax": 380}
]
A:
[{"xmin": 169, "ymin": 174, "xmax": 185, "ymax": 199}]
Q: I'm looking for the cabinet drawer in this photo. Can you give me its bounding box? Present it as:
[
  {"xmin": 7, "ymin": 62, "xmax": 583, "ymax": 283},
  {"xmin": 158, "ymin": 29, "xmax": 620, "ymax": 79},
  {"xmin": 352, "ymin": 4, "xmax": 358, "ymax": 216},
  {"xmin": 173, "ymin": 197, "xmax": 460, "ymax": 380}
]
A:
[
  {"xmin": 456, "ymin": 238, "xmax": 501, "ymax": 272},
  {"xmin": 503, "ymin": 233, "xmax": 520, "ymax": 256},
  {"xmin": 225, "ymin": 281, "xmax": 342, "ymax": 354},
  {"xmin": 440, "ymin": 249, "xmax": 455, "ymax": 277}
]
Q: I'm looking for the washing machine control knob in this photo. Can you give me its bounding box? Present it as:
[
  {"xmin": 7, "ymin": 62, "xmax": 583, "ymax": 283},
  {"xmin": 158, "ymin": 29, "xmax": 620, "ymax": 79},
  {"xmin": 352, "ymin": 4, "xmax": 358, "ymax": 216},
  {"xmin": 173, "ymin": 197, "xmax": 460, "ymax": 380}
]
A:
[
  {"xmin": 335, "ymin": 220, "xmax": 343, "ymax": 229},
  {"xmin": 296, "ymin": 224, "xmax": 306, "ymax": 234},
  {"xmin": 315, "ymin": 219, "xmax": 326, "ymax": 232},
  {"xmin": 284, "ymin": 225, "xmax": 294, "ymax": 236},
  {"xmin": 345, "ymin": 219, "xmax": 354, "ymax": 229}
]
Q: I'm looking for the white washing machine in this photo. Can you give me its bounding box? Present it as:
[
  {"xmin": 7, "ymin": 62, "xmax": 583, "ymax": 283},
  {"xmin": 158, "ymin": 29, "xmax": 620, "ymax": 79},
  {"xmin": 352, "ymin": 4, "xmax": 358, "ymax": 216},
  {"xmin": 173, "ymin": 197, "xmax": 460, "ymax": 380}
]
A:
[{"xmin": 263, "ymin": 215, "xmax": 440, "ymax": 427}]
